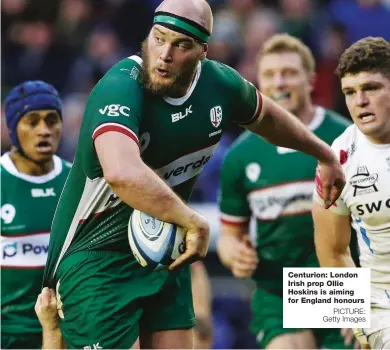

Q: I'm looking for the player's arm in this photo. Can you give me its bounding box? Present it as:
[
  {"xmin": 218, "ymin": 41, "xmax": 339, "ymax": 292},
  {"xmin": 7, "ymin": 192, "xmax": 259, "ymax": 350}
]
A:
[
  {"xmin": 217, "ymin": 221, "xmax": 258, "ymax": 278},
  {"xmin": 230, "ymin": 73, "xmax": 344, "ymax": 208},
  {"xmin": 35, "ymin": 288, "xmax": 67, "ymax": 349},
  {"xmin": 95, "ymin": 132, "xmax": 209, "ymax": 270},
  {"xmin": 87, "ymin": 63, "xmax": 209, "ymax": 270},
  {"xmin": 246, "ymin": 95, "xmax": 335, "ymax": 165},
  {"xmin": 217, "ymin": 149, "xmax": 258, "ymax": 278},
  {"xmin": 312, "ymin": 201, "xmax": 355, "ymax": 268},
  {"xmin": 247, "ymin": 95, "xmax": 345, "ymax": 207},
  {"xmin": 95, "ymin": 133, "xmax": 204, "ymax": 233},
  {"xmin": 191, "ymin": 262, "xmax": 213, "ymax": 349},
  {"xmin": 312, "ymin": 165, "xmax": 355, "ymax": 268}
]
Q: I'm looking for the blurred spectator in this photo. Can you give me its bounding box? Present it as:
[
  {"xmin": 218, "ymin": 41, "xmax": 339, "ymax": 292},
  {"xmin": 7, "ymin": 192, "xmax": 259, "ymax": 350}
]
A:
[
  {"xmin": 64, "ymin": 25, "xmax": 123, "ymax": 94},
  {"xmin": 111, "ymin": 0, "xmax": 156, "ymax": 53},
  {"xmin": 279, "ymin": 0, "xmax": 316, "ymax": 53},
  {"xmin": 208, "ymin": 13, "xmax": 242, "ymax": 67},
  {"xmin": 57, "ymin": 93, "xmax": 87, "ymax": 161},
  {"xmin": 1, "ymin": 104, "xmax": 11, "ymax": 153},
  {"xmin": 1, "ymin": 0, "xmax": 28, "ymax": 37},
  {"xmin": 328, "ymin": 0, "xmax": 390, "ymax": 43},
  {"xmin": 237, "ymin": 9, "xmax": 280, "ymax": 84},
  {"xmin": 313, "ymin": 22, "xmax": 349, "ymax": 111},
  {"xmin": 210, "ymin": 0, "xmax": 260, "ymax": 68},
  {"xmin": 54, "ymin": 0, "xmax": 92, "ymax": 52},
  {"xmin": 3, "ymin": 21, "xmax": 74, "ymax": 92}
]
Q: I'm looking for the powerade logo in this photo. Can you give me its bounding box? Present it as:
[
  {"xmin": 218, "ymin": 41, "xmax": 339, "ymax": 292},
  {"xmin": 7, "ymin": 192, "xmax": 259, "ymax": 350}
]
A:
[
  {"xmin": 3, "ymin": 242, "xmax": 17, "ymax": 258},
  {"xmin": 3, "ymin": 241, "xmax": 49, "ymax": 259},
  {"xmin": 1, "ymin": 233, "xmax": 50, "ymax": 267}
]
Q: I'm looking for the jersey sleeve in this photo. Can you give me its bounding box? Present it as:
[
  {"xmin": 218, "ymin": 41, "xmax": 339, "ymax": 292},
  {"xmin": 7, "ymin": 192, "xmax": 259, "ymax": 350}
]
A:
[
  {"xmin": 219, "ymin": 149, "xmax": 251, "ymax": 225},
  {"xmin": 232, "ymin": 77, "xmax": 263, "ymax": 126},
  {"xmin": 219, "ymin": 64, "xmax": 263, "ymax": 126},
  {"xmin": 85, "ymin": 59, "xmax": 143, "ymax": 146}
]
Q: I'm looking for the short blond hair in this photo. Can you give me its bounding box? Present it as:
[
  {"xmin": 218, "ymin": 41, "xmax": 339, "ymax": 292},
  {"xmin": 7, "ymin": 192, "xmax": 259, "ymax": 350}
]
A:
[{"xmin": 259, "ymin": 33, "xmax": 315, "ymax": 74}]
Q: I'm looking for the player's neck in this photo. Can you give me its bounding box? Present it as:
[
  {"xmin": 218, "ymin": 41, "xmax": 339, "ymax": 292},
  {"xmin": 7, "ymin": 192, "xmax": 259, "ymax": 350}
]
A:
[
  {"xmin": 168, "ymin": 67, "xmax": 198, "ymax": 98},
  {"xmin": 365, "ymin": 133, "xmax": 390, "ymax": 146},
  {"xmin": 9, "ymin": 149, "xmax": 54, "ymax": 176},
  {"xmin": 296, "ymin": 103, "xmax": 316, "ymax": 126}
]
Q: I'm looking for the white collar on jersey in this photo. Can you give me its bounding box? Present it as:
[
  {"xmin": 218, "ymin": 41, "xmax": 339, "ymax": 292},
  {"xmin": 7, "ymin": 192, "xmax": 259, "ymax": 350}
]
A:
[
  {"xmin": 276, "ymin": 106, "xmax": 325, "ymax": 154},
  {"xmin": 0, "ymin": 152, "xmax": 63, "ymax": 184},
  {"xmin": 356, "ymin": 126, "xmax": 390, "ymax": 149},
  {"xmin": 127, "ymin": 55, "xmax": 202, "ymax": 106},
  {"xmin": 307, "ymin": 106, "xmax": 325, "ymax": 131},
  {"xmin": 163, "ymin": 61, "xmax": 202, "ymax": 106}
]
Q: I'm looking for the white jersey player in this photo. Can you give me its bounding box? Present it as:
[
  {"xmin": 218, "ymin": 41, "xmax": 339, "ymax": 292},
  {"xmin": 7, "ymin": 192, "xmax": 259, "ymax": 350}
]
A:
[{"xmin": 312, "ymin": 37, "xmax": 390, "ymax": 349}]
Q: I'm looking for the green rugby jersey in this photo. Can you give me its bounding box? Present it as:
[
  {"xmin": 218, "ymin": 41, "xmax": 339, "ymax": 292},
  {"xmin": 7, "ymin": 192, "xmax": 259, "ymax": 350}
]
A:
[
  {"xmin": 219, "ymin": 107, "xmax": 351, "ymax": 290},
  {"xmin": 1, "ymin": 153, "xmax": 70, "ymax": 335},
  {"xmin": 43, "ymin": 55, "xmax": 262, "ymax": 286}
]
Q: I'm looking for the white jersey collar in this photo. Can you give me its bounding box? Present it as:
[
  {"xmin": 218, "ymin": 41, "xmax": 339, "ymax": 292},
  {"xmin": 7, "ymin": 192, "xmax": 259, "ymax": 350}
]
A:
[
  {"xmin": 357, "ymin": 127, "xmax": 390, "ymax": 149},
  {"xmin": 0, "ymin": 152, "xmax": 63, "ymax": 184},
  {"xmin": 307, "ymin": 106, "xmax": 326, "ymax": 131},
  {"xmin": 127, "ymin": 55, "xmax": 202, "ymax": 106},
  {"xmin": 163, "ymin": 61, "xmax": 202, "ymax": 106}
]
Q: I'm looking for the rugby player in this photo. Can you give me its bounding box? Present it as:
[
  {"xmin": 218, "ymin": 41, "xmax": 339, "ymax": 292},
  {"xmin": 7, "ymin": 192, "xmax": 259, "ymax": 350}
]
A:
[
  {"xmin": 43, "ymin": 0, "xmax": 346, "ymax": 348},
  {"xmin": 1, "ymin": 81, "xmax": 70, "ymax": 349},
  {"xmin": 217, "ymin": 34, "xmax": 357, "ymax": 349},
  {"xmin": 313, "ymin": 37, "xmax": 390, "ymax": 349}
]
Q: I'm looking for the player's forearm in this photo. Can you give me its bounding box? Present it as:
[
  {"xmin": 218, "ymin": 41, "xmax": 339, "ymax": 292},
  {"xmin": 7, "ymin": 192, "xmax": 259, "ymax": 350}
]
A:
[
  {"xmin": 217, "ymin": 232, "xmax": 241, "ymax": 269},
  {"xmin": 248, "ymin": 96, "xmax": 335, "ymax": 163},
  {"xmin": 317, "ymin": 248, "xmax": 356, "ymax": 268},
  {"xmin": 42, "ymin": 327, "xmax": 66, "ymax": 349},
  {"xmin": 191, "ymin": 262, "xmax": 212, "ymax": 318},
  {"xmin": 106, "ymin": 161, "xmax": 202, "ymax": 229}
]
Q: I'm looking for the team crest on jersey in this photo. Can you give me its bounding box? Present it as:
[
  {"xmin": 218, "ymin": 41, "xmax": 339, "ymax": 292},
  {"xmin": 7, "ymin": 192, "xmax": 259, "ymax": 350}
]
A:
[
  {"xmin": 350, "ymin": 166, "xmax": 379, "ymax": 196},
  {"xmin": 210, "ymin": 106, "xmax": 223, "ymax": 128},
  {"xmin": 246, "ymin": 163, "xmax": 261, "ymax": 182}
]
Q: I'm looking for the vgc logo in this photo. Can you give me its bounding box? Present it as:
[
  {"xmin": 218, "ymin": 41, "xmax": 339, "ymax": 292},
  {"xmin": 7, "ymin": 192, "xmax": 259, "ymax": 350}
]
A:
[{"xmin": 99, "ymin": 104, "xmax": 130, "ymax": 117}]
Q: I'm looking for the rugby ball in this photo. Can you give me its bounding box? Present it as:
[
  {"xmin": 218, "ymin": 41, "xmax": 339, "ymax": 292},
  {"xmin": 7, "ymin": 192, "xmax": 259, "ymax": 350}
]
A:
[{"xmin": 128, "ymin": 209, "xmax": 186, "ymax": 270}]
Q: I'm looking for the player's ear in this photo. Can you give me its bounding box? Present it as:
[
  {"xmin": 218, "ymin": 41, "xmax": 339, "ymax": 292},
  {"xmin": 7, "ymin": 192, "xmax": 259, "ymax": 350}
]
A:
[
  {"xmin": 309, "ymin": 72, "xmax": 316, "ymax": 94},
  {"xmin": 200, "ymin": 44, "xmax": 208, "ymax": 60}
]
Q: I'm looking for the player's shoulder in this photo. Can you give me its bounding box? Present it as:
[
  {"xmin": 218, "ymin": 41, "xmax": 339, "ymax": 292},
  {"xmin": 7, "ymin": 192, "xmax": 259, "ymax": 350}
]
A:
[
  {"xmin": 331, "ymin": 124, "xmax": 358, "ymax": 149},
  {"xmin": 0, "ymin": 153, "xmax": 14, "ymax": 177},
  {"xmin": 202, "ymin": 59, "xmax": 247, "ymax": 90},
  {"xmin": 330, "ymin": 124, "xmax": 360, "ymax": 165},
  {"xmin": 93, "ymin": 55, "xmax": 143, "ymax": 91},
  {"xmin": 57, "ymin": 156, "xmax": 72, "ymax": 173},
  {"xmin": 0, "ymin": 154, "xmax": 6, "ymax": 176}
]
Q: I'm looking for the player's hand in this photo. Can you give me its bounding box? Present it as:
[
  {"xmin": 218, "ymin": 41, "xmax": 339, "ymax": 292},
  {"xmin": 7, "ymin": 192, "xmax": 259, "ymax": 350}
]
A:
[
  {"xmin": 35, "ymin": 287, "xmax": 60, "ymax": 331},
  {"xmin": 317, "ymin": 156, "xmax": 346, "ymax": 209},
  {"xmin": 169, "ymin": 215, "xmax": 210, "ymax": 271},
  {"xmin": 342, "ymin": 328, "xmax": 371, "ymax": 349},
  {"xmin": 230, "ymin": 235, "xmax": 259, "ymax": 279}
]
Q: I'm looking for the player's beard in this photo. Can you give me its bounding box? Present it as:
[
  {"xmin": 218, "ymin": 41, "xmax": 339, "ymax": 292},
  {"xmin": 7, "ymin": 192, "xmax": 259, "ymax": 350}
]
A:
[{"xmin": 141, "ymin": 39, "xmax": 199, "ymax": 97}]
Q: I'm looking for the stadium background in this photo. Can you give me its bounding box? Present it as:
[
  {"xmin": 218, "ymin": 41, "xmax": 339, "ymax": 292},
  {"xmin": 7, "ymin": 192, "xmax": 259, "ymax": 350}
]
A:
[{"xmin": 2, "ymin": 0, "xmax": 390, "ymax": 347}]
